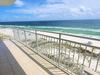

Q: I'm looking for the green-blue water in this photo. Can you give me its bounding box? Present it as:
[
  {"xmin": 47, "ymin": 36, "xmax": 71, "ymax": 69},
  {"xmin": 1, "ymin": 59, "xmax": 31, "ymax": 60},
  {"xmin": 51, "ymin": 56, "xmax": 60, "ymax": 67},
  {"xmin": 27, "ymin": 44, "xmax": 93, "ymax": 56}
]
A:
[{"xmin": 0, "ymin": 20, "xmax": 100, "ymax": 36}]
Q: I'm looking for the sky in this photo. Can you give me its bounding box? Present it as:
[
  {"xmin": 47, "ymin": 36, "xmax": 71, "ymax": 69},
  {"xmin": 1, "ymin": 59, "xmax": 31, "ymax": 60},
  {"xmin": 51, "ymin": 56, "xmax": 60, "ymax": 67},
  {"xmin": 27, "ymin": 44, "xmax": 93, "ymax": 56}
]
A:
[{"xmin": 0, "ymin": 0, "xmax": 100, "ymax": 21}]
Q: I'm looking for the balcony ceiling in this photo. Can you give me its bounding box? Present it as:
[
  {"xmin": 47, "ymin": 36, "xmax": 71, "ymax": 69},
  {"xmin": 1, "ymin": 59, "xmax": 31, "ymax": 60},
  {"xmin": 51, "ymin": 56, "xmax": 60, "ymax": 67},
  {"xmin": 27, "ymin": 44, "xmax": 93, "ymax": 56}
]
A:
[{"xmin": 0, "ymin": 0, "xmax": 16, "ymax": 6}]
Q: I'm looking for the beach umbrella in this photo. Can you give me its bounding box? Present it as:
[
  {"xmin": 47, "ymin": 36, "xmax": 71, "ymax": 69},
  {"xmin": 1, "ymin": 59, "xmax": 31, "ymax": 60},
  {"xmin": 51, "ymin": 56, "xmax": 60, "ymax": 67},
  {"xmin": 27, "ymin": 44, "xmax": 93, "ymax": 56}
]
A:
[
  {"xmin": 88, "ymin": 41, "xmax": 92, "ymax": 44},
  {"xmin": 29, "ymin": 34, "xmax": 31, "ymax": 35},
  {"xmin": 0, "ymin": 0, "xmax": 16, "ymax": 6}
]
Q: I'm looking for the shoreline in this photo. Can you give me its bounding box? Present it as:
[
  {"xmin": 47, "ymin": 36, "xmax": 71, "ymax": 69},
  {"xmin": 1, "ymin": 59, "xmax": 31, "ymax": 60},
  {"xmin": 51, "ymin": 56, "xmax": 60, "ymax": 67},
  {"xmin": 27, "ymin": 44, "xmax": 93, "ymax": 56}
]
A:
[
  {"xmin": 0, "ymin": 25, "xmax": 100, "ymax": 37},
  {"xmin": 0, "ymin": 28, "xmax": 100, "ymax": 47}
]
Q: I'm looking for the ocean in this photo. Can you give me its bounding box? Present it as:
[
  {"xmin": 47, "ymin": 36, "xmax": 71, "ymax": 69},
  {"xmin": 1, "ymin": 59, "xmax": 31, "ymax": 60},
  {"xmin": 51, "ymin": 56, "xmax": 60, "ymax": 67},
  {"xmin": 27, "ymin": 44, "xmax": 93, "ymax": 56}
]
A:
[{"xmin": 0, "ymin": 20, "xmax": 100, "ymax": 36}]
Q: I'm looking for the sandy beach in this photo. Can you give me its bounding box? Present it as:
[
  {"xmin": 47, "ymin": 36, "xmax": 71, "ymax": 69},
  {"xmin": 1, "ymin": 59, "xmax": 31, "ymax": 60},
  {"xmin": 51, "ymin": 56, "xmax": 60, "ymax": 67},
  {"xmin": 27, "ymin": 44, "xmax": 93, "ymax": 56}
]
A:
[
  {"xmin": 0, "ymin": 28, "xmax": 100, "ymax": 44},
  {"xmin": 1, "ymin": 28, "xmax": 100, "ymax": 46},
  {"xmin": 0, "ymin": 28, "xmax": 100, "ymax": 74}
]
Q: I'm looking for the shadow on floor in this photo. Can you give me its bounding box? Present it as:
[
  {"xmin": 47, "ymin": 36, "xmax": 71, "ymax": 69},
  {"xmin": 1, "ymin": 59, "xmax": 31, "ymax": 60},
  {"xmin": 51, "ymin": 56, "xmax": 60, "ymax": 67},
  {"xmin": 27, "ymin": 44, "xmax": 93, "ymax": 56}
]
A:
[
  {"xmin": 10, "ymin": 39, "xmax": 55, "ymax": 75},
  {"xmin": 10, "ymin": 39, "xmax": 69, "ymax": 75},
  {"xmin": 0, "ymin": 41, "xmax": 27, "ymax": 75}
]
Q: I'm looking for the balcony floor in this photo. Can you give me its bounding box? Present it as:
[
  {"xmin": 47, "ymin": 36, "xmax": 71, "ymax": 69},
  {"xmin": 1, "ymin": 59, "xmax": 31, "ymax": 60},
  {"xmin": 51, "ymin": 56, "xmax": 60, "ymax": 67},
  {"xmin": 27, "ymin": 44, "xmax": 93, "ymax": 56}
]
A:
[{"xmin": 0, "ymin": 39, "xmax": 70, "ymax": 75}]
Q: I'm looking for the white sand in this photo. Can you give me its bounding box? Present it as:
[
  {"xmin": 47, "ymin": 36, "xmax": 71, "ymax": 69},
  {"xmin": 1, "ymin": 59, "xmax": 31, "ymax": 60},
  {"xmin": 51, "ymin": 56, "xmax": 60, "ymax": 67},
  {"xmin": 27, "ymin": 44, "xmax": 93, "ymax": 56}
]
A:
[
  {"xmin": 0, "ymin": 28, "xmax": 13, "ymax": 37},
  {"xmin": 1, "ymin": 28, "xmax": 100, "ymax": 47}
]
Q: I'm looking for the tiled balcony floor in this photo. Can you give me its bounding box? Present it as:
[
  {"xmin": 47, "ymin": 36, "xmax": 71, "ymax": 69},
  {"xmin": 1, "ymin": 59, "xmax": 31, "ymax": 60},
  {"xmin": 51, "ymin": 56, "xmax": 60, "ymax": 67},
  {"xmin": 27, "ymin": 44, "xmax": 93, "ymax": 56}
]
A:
[{"xmin": 0, "ymin": 39, "xmax": 71, "ymax": 75}]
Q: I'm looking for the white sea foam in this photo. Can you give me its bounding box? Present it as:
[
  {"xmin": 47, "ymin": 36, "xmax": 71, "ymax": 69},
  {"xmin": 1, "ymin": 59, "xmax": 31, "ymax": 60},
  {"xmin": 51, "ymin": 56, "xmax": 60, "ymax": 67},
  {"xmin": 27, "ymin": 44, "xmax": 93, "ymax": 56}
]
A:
[
  {"xmin": 1, "ymin": 25, "xmax": 100, "ymax": 33},
  {"xmin": 0, "ymin": 25, "xmax": 100, "ymax": 36},
  {"xmin": 33, "ymin": 26, "xmax": 100, "ymax": 32}
]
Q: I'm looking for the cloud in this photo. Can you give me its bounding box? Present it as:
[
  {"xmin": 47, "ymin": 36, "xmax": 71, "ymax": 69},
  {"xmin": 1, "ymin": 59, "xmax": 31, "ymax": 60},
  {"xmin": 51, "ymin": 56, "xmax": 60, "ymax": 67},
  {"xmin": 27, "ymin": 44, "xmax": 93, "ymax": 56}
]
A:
[
  {"xmin": 88, "ymin": 12, "xmax": 94, "ymax": 15},
  {"xmin": 46, "ymin": 0, "xmax": 80, "ymax": 5},
  {"xmin": 4, "ymin": 15, "xmax": 7, "ymax": 17},
  {"xmin": 24, "ymin": 15, "xmax": 26, "ymax": 18},
  {"xmin": 11, "ymin": 2, "xmax": 92, "ymax": 17},
  {"xmin": 2, "ymin": 19, "xmax": 5, "ymax": 21},
  {"xmin": 69, "ymin": 6, "xmax": 94, "ymax": 18},
  {"xmin": 14, "ymin": 16, "xmax": 19, "ymax": 18},
  {"xmin": 46, "ymin": 0, "xmax": 62, "ymax": 3},
  {"xmin": 79, "ymin": 6, "xmax": 91, "ymax": 12},
  {"xmin": 79, "ymin": 6, "xmax": 86, "ymax": 12},
  {"xmin": 71, "ymin": 8, "xmax": 79, "ymax": 13},
  {"xmin": 38, "ymin": 14, "xmax": 50, "ymax": 18},
  {"xmin": 87, "ymin": 8, "xmax": 91, "ymax": 11},
  {"xmin": 28, "ymin": 16, "xmax": 31, "ymax": 19},
  {"xmin": 10, "ymin": 3, "xmax": 69, "ymax": 15},
  {"xmin": 97, "ymin": 12, "xmax": 100, "ymax": 14},
  {"xmin": 14, "ymin": 0, "xmax": 24, "ymax": 7},
  {"xmin": 6, "ymin": 0, "xmax": 100, "ymax": 20},
  {"xmin": 5, "ymin": 10, "xmax": 9, "ymax": 12},
  {"xmin": 71, "ymin": 6, "xmax": 91, "ymax": 13},
  {"xmin": 11, "ymin": 9, "xmax": 36, "ymax": 14}
]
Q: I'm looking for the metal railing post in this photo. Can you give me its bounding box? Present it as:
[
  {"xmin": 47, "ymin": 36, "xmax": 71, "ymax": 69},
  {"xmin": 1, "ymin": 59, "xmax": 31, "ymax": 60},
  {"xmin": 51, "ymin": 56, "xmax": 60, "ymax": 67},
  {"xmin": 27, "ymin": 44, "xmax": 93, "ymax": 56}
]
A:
[
  {"xmin": 17, "ymin": 27, "xmax": 20, "ymax": 41},
  {"xmin": 35, "ymin": 30, "xmax": 39, "ymax": 54},
  {"xmin": 95, "ymin": 52, "xmax": 100, "ymax": 72},
  {"xmin": 81, "ymin": 46, "xmax": 87, "ymax": 74},
  {"xmin": 89, "ymin": 48, "xmax": 94, "ymax": 68},
  {"xmin": 58, "ymin": 33, "xmax": 61, "ymax": 68},
  {"xmin": 24, "ymin": 28, "xmax": 28, "ymax": 46},
  {"xmin": 12, "ymin": 26, "xmax": 15, "ymax": 38}
]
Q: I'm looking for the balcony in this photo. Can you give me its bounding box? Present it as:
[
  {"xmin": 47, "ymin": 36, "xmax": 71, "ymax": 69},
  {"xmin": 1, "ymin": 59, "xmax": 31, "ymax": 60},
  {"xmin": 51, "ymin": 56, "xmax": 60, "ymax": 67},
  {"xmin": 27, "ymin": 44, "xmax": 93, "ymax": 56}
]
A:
[
  {"xmin": 0, "ymin": 26, "xmax": 100, "ymax": 75},
  {"xmin": 0, "ymin": 39, "xmax": 70, "ymax": 75}
]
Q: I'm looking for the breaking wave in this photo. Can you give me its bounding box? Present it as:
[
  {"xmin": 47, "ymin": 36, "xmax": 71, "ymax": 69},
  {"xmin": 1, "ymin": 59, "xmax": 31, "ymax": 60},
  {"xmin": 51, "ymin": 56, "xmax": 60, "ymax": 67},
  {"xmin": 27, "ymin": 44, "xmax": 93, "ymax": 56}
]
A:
[{"xmin": 33, "ymin": 26, "xmax": 100, "ymax": 32}]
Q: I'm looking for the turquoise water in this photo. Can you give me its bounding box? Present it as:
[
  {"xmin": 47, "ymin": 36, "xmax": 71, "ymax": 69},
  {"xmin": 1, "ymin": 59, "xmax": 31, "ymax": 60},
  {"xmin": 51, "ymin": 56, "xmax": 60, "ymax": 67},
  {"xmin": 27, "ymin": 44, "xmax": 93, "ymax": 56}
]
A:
[{"xmin": 0, "ymin": 20, "xmax": 100, "ymax": 36}]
